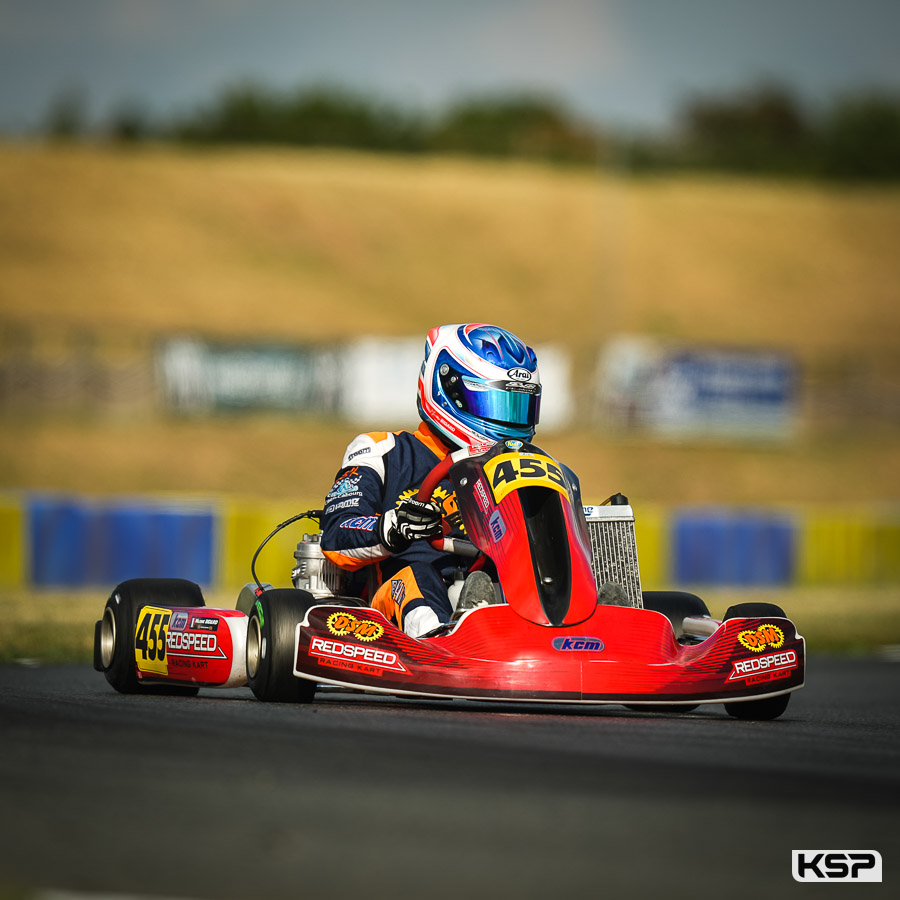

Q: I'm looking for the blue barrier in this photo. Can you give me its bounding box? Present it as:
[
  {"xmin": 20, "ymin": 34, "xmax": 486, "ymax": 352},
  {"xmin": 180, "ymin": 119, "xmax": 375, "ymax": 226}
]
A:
[
  {"xmin": 672, "ymin": 510, "xmax": 795, "ymax": 586},
  {"xmin": 28, "ymin": 497, "xmax": 215, "ymax": 587}
]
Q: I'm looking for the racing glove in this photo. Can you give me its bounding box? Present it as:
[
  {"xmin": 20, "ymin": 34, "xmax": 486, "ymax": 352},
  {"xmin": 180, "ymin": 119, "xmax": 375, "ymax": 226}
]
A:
[{"xmin": 380, "ymin": 498, "xmax": 444, "ymax": 553}]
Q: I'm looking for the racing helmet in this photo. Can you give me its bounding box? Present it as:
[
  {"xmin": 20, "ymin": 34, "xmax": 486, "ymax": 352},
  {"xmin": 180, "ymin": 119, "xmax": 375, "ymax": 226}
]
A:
[{"xmin": 417, "ymin": 323, "xmax": 541, "ymax": 449}]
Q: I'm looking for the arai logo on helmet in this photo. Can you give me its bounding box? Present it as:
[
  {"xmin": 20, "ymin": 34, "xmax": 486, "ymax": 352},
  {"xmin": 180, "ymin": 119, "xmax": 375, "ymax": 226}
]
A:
[{"xmin": 507, "ymin": 368, "xmax": 532, "ymax": 381}]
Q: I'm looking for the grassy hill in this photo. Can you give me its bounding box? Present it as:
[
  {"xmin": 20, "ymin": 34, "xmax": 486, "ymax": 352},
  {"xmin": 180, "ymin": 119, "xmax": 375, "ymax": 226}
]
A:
[{"xmin": 1, "ymin": 143, "xmax": 899, "ymax": 506}]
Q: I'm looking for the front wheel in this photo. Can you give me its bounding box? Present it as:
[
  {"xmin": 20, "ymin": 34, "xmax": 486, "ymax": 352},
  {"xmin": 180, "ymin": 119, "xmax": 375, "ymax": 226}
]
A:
[
  {"xmin": 723, "ymin": 601, "xmax": 791, "ymax": 721},
  {"xmin": 246, "ymin": 588, "xmax": 317, "ymax": 703},
  {"xmin": 641, "ymin": 591, "xmax": 711, "ymax": 640}
]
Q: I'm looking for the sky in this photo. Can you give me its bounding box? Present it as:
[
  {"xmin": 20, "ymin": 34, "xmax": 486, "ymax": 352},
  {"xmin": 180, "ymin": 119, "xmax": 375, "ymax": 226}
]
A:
[{"xmin": 1, "ymin": 0, "xmax": 899, "ymax": 134}]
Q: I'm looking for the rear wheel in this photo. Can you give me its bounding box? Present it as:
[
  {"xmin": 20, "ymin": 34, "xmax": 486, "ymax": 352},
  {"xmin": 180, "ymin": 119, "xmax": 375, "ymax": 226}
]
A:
[
  {"xmin": 723, "ymin": 601, "xmax": 791, "ymax": 721},
  {"xmin": 96, "ymin": 578, "xmax": 205, "ymax": 695},
  {"xmin": 246, "ymin": 588, "xmax": 317, "ymax": 703}
]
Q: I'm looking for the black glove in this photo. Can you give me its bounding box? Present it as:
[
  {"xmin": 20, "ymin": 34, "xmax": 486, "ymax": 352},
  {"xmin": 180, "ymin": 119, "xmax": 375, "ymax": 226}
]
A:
[{"xmin": 380, "ymin": 498, "xmax": 444, "ymax": 553}]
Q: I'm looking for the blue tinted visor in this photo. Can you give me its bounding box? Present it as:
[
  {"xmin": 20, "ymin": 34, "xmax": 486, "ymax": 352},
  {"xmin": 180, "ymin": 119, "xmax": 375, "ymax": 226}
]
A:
[{"xmin": 455, "ymin": 376, "xmax": 541, "ymax": 428}]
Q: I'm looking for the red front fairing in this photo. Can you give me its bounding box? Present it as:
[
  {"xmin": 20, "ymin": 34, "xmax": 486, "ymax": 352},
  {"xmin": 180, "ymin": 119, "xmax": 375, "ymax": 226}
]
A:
[
  {"xmin": 449, "ymin": 443, "xmax": 598, "ymax": 626},
  {"xmin": 293, "ymin": 604, "xmax": 805, "ymax": 705}
]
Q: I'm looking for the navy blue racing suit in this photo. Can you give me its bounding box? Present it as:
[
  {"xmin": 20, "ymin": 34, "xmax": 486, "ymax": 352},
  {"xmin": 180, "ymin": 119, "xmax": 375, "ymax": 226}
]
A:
[{"xmin": 319, "ymin": 422, "xmax": 470, "ymax": 635}]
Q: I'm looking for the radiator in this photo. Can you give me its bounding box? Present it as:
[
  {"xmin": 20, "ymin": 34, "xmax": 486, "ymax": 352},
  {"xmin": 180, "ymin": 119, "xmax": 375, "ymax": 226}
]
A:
[{"xmin": 582, "ymin": 503, "xmax": 644, "ymax": 608}]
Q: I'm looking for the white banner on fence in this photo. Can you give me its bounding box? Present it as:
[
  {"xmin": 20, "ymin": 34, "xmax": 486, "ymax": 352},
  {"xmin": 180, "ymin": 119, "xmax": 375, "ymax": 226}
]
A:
[
  {"xmin": 158, "ymin": 336, "xmax": 574, "ymax": 432},
  {"xmin": 595, "ymin": 335, "xmax": 798, "ymax": 440}
]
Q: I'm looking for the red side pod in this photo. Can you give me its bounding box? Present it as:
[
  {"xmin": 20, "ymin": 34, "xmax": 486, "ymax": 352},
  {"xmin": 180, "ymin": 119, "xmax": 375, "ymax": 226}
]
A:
[{"xmin": 136, "ymin": 608, "xmax": 247, "ymax": 687}]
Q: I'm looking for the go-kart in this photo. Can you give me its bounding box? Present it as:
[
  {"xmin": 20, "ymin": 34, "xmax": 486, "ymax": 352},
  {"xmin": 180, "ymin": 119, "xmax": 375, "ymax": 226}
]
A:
[{"xmin": 94, "ymin": 440, "xmax": 805, "ymax": 719}]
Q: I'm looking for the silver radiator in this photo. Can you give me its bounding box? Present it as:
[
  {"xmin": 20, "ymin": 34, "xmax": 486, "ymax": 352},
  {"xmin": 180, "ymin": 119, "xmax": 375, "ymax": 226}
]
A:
[{"xmin": 582, "ymin": 504, "xmax": 644, "ymax": 608}]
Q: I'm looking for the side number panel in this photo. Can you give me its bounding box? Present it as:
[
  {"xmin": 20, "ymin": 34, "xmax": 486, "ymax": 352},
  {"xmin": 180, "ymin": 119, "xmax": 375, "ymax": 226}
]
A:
[{"xmin": 135, "ymin": 605, "xmax": 171, "ymax": 676}]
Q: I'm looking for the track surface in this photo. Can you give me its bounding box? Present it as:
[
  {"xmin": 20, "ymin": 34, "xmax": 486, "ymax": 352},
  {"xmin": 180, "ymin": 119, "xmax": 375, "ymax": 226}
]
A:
[{"xmin": 1, "ymin": 657, "xmax": 897, "ymax": 900}]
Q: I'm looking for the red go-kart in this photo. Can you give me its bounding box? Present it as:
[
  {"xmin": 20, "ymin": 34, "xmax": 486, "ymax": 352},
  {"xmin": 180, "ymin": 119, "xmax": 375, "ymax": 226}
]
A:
[{"xmin": 94, "ymin": 440, "xmax": 805, "ymax": 719}]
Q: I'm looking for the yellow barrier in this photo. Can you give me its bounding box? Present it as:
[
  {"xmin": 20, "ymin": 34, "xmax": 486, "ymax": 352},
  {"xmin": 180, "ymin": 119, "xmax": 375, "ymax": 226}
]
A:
[
  {"xmin": 634, "ymin": 505, "xmax": 668, "ymax": 591},
  {"xmin": 797, "ymin": 507, "xmax": 900, "ymax": 585},
  {"xmin": 218, "ymin": 499, "xmax": 322, "ymax": 590},
  {"xmin": 0, "ymin": 496, "xmax": 25, "ymax": 588}
]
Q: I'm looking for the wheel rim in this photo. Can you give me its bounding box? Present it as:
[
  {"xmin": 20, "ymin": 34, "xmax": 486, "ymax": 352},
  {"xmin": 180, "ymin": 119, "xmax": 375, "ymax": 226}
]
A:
[
  {"xmin": 100, "ymin": 606, "xmax": 117, "ymax": 669},
  {"xmin": 247, "ymin": 616, "xmax": 262, "ymax": 679}
]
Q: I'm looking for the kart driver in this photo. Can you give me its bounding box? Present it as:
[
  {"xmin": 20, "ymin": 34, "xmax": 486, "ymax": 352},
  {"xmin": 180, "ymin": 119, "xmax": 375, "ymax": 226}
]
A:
[{"xmin": 319, "ymin": 323, "xmax": 541, "ymax": 637}]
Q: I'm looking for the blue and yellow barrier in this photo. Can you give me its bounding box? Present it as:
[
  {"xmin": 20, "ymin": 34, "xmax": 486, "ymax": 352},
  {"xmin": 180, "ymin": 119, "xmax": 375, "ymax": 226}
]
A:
[{"xmin": 1, "ymin": 493, "xmax": 899, "ymax": 591}]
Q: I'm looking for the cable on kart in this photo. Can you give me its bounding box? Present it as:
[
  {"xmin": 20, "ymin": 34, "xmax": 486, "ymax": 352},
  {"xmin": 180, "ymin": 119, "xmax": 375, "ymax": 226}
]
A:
[{"xmin": 250, "ymin": 509, "xmax": 323, "ymax": 596}]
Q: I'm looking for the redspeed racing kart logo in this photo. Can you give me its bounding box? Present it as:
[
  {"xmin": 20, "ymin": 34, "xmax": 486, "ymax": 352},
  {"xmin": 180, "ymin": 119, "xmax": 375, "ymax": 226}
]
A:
[
  {"xmin": 728, "ymin": 649, "xmax": 798, "ymax": 684},
  {"xmin": 309, "ymin": 637, "xmax": 407, "ymax": 675},
  {"xmin": 326, "ymin": 611, "xmax": 384, "ymax": 643},
  {"xmin": 737, "ymin": 623, "xmax": 785, "ymax": 653}
]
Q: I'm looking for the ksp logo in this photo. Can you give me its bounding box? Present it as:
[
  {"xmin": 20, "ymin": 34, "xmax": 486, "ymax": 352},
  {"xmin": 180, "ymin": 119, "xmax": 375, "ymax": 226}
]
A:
[{"xmin": 792, "ymin": 850, "xmax": 882, "ymax": 882}]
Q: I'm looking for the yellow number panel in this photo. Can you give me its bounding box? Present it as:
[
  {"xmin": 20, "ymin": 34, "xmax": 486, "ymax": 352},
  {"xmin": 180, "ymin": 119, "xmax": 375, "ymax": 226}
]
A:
[
  {"xmin": 483, "ymin": 453, "xmax": 568, "ymax": 504},
  {"xmin": 134, "ymin": 605, "xmax": 172, "ymax": 676}
]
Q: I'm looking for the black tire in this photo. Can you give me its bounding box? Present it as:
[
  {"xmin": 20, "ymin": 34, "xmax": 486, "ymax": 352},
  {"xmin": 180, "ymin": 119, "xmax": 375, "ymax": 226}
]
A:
[
  {"xmin": 723, "ymin": 601, "xmax": 786, "ymax": 620},
  {"xmin": 641, "ymin": 591, "xmax": 711, "ymax": 639},
  {"xmin": 246, "ymin": 588, "xmax": 317, "ymax": 703},
  {"xmin": 97, "ymin": 577, "xmax": 205, "ymax": 696},
  {"xmin": 723, "ymin": 601, "xmax": 791, "ymax": 721}
]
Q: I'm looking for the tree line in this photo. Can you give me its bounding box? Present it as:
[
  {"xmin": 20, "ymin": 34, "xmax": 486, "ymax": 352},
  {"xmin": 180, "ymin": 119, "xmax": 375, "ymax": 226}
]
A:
[{"xmin": 41, "ymin": 80, "xmax": 900, "ymax": 180}]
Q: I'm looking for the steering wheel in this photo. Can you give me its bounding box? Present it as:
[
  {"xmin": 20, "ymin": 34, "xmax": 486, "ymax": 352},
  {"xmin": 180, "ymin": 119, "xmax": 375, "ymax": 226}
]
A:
[{"xmin": 415, "ymin": 452, "xmax": 480, "ymax": 558}]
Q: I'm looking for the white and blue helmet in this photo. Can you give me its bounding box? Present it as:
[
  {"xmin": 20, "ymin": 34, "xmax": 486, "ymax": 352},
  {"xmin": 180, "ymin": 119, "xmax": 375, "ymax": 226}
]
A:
[{"xmin": 417, "ymin": 324, "xmax": 541, "ymax": 449}]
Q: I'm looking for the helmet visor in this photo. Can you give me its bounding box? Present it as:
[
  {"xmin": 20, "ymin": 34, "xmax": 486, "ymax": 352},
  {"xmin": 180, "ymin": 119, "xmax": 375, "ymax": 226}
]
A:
[{"xmin": 457, "ymin": 376, "xmax": 541, "ymax": 427}]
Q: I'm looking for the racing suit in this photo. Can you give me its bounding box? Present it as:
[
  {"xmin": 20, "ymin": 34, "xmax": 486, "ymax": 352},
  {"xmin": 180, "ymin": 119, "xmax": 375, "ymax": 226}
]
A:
[{"xmin": 319, "ymin": 422, "xmax": 470, "ymax": 637}]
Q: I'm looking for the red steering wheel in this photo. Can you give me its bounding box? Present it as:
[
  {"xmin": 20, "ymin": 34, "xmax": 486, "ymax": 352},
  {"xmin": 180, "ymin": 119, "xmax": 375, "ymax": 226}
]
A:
[{"xmin": 415, "ymin": 452, "xmax": 480, "ymax": 557}]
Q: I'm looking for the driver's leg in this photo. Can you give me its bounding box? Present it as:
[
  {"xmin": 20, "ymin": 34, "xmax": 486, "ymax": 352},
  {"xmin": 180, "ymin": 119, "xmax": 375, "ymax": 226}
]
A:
[{"xmin": 371, "ymin": 564, "xmax": 452, "ymax": 637}]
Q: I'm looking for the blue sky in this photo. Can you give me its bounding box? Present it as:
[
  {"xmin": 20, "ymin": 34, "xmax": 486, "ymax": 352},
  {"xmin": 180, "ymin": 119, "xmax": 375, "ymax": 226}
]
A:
[{"xmin": 1, "ymin": 0, "xmax": 899, "ymax": 133}]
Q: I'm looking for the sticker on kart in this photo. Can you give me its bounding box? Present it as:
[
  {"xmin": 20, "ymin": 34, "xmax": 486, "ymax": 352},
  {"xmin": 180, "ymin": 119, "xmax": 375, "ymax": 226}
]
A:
[
  {"xmin": 135, "ymin": 605, "xmax": 228, "ymax": 677},
  {"xmin": 728, "ymin": 649, "xmax": 799, "ymax": 684},
  {"xmin": 482, "ymin": 452, "xmax": 568, "ymax": 504},
  {"xmin": 134, "ymin": 605, "xmax": 172, "ymax": 676},
  {"xmin": 308, "ymin": 636, "xmax": 408, "ymax": 676},
  {"xmin": 737, "ymin": 623, "xmax": 785, "ymax": 653}
]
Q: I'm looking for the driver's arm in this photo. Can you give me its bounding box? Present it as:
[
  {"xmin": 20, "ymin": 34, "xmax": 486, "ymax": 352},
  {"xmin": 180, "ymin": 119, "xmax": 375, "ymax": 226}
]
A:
[{"xmin": 319, "ymin": 433, "xmax": 393, "ymax": 571}]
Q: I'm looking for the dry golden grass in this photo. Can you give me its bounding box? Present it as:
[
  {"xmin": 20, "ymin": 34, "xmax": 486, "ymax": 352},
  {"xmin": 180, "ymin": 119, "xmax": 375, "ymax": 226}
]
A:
[
  {"xmin": 3, "ymin": 144, "xmax": 899, "ymax": 361},
  {"xmin": 1, "ymin": 143, "xmax": 899, "ymax": 506}
]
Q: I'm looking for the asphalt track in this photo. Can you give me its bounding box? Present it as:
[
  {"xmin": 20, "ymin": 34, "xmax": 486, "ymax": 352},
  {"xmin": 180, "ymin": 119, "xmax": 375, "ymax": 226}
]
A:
[{"xmin": 1, "ymin": 657, "xmax": 897, "ymax": 900}]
